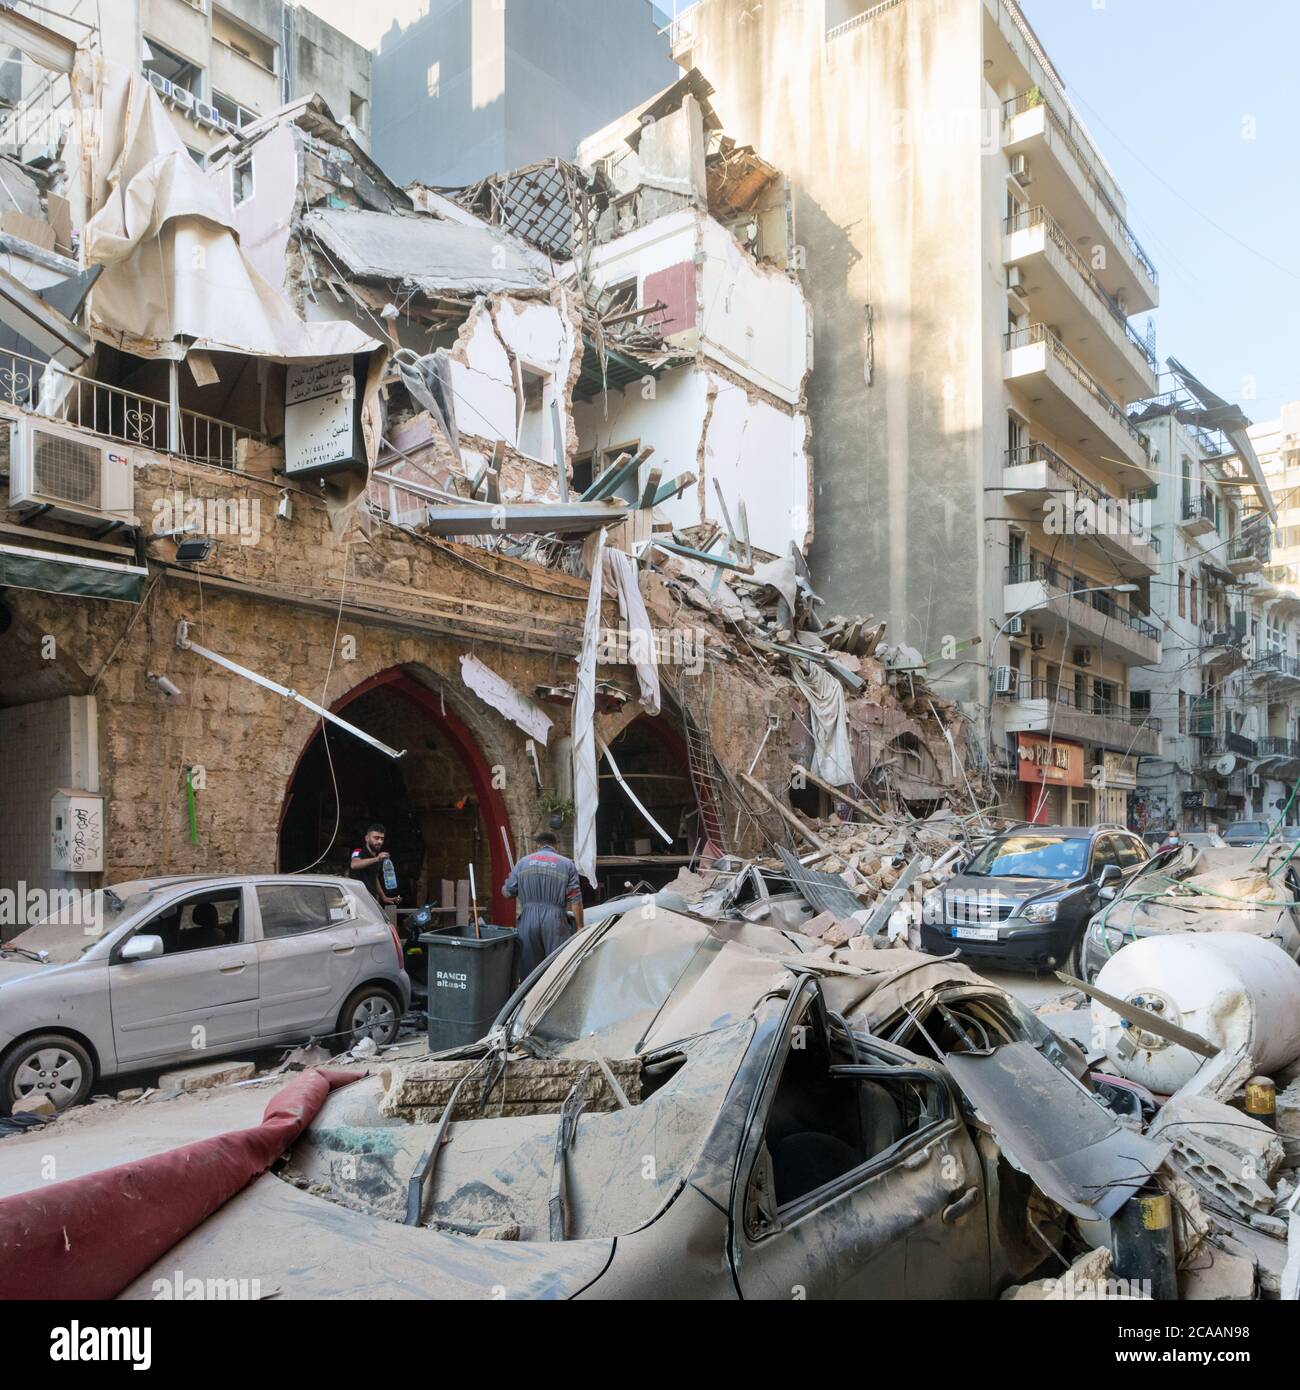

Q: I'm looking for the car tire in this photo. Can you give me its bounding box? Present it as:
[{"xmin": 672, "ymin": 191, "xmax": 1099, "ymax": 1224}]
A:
[
  {"xmin": 336, "ymin": 985, "xmax": 402, "ymax": 1050},
  {"xmin": 0, "ymin": 1033, "xmax": 94, "ymax": 1115},
  {"xmin": 1063, "ymin": 933, "xmax": 1088, "ymax": 982}
]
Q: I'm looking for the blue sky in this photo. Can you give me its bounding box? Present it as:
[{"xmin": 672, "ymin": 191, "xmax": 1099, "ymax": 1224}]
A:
[{"xmin": 1021, "ymin": 0, "xmax": 1300, "ymax": 425}]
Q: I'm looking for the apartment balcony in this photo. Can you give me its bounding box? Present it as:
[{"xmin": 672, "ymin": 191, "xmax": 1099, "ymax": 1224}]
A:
[
  {"xmin": 1004, "ymin": 559, "xmax": 1162, "ymax": 667},
  {"xmin": 1004, "ymin": 206, "xmax": 1157, "ymax": 398},
  {"xmin": 1003, "ymin": 325, "xmax": 1154, "ymax": 489},
  {"xmin": 1258, "ymin": 736, "xmax": 1300, "ymax": 762},
  {"xmin": 1003, "ymin": 90, "xmax": 1158, "ymax": 314},
  {"xmin": 1179, "ymin": 496, "xmax": 1218, "ymax": 539},
  {"xmin": 1249, "ymin": 652, "xmax": 1300, "ymax": 690},
  {"xmin": 1199, "ymin": 626, "xmax": 1247, "ymax": 672},
  {"xmin": 1002, "ymin": 443, "xmax": 1158, "ymax": 577},
  {"xmin": 998, "ymin": 677, "xmax": 1161, "ymax": 757},
  {"xmin": 1229, "ymin": 530, "xmax": 1271, "ymax": 574}
]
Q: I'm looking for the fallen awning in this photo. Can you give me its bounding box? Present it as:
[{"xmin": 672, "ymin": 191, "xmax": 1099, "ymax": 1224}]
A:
[
  {"xmin": 0, "ymin": 262, "xmax": 94, "ymax": 366},
  {"xmin": 0, "ymin": 542, "xmax": 148, "ymax": 602}
]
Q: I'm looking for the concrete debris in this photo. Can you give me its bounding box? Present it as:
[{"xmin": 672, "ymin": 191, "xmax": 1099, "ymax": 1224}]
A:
[
  {"xmin": 1180, "ymin": 1247, "xmax": 1258, "ymax": 1300},
  {"xmin": 11, "ymin": 1092, "xmax": 56, "ymax": 1117},
  {"xmin": 156, "ymin": 1061, "xmax": 258, "ymax": 1093},
  {"xmin": 1150, "ymin": 1095, "xmax": 1285, "ymax": 1219},
  {"xmin": 1002, "ymin": 1247, "xmax": 1144, "ymax": 1300}
]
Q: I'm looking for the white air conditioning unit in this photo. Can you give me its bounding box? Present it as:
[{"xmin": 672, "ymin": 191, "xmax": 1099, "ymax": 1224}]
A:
[
  {"xmin": 1007, "ymin": 266, "xmax": 1026, "ymax": 293},
  {"xmin": 8, "ymin": 420, "xmax": 136, "ymax": 529},
  {"xmin": 1006, "ymin": 616, "xmax": 1025, "ymax": 635},
  {"xmin": 1010, "ymin": 154, "xmax": 1032, "ymax": 186},
  {"xmin": 146, "ymin": 70, "xmax": 172, "ymax": 101},
  {"xmin": 1074, "ymin": 646, "xmax": 1095, "ymax": 667},
  {"xmin": 218, "ymin": 117, "xmax": 240, "ymax": 135},
  {"xmin": 1250, "ymin": 773, "xmax": 1262, "ymax": 790},
  {"xmin": 993, "ymin": 666, "xmax": 1018, "ymax": 696},
  {"xmin": 194, "ymin": 101, "xmax": 221, "ymax": 128},
  {"xmin": 1030, "ymin": 631, "xmax": 1047, "ymax": 651},
  {"xmin": 169, "ymin": 85, "xmax": 195, "ymax": 113}
]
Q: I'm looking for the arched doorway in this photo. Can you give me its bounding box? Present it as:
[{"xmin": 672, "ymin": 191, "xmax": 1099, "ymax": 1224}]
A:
[
  {"xmin": 278, "ymin": 669, "xmax": 515, "ymax": 924},
  {"xmin": 595, "ymin": 712, "xmax": 700, "ymax": 896}
]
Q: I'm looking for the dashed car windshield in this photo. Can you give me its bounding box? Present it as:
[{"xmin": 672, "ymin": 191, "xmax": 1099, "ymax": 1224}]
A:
[{"xmin": 966, "ymin": 835, "xmax": 1089, "ymax": 880}]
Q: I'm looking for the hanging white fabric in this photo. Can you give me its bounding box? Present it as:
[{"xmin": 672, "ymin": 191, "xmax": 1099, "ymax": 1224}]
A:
[
  {"xmin": 572, "ymin": 528, "xmax": 606, "ymax": 888},
  {"xmin": 602, "ymin": 545, "xmax": 660, "ymax": 716},
  {"xmin": 788, "ymin": 656, "xmax": 855, "ymax": 787}
]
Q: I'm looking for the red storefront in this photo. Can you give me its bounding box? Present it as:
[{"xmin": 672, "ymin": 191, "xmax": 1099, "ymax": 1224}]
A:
[{"xmin": 1017, "ymin": 733, "xmax": 1085, "ymax": 825}]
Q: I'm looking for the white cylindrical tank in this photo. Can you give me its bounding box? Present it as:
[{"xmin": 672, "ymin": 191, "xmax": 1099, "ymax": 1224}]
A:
[{"xmin": 1092, "ymin": 932, "xmax": 1300, "ymax": 1094}]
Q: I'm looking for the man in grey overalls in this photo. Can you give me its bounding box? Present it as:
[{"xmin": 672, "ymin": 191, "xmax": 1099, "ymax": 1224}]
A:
[{"xmin": 503, "ymin": 831, "xmax": 585, "ymax": 978}]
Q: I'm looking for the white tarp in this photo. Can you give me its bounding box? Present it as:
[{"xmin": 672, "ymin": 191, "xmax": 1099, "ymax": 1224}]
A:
[
  {"xmin": 789, "ymin": 656, "xmax": 854, "ymax": 787},
  {"xmin": 71, "ymin": 52, "xmax": 380, "ymax": 366},
  {"xmin": 602, "ymin": 546, "xmax": 660, "ymax": 717},
  {"xmin": 572, "ymin": 529, "xmax": 606, "ymax": 889},
  {"xmin": 459, "ymin": 654, "xmax": 553, "ymax": 746}
]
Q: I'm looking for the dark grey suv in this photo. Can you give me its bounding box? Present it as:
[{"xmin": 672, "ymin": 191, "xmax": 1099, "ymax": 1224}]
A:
[{"xmin": 918, "ymin": 825, "xmax": 1149, "ymax": 973}]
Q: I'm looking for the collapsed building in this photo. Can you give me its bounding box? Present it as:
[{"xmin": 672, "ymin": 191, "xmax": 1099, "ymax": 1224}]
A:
[{"xmin": 0, "ymin": 20, "xmax": 982, "ymax": 936}]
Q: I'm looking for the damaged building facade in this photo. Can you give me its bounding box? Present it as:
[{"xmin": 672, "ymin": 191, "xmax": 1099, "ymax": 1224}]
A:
[{"xmin": 0, "ymin": 22, "xmax": 979, "ymax": 933}]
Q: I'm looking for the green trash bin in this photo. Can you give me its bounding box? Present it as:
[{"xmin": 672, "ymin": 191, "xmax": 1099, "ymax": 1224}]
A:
[{"xmin": 419, "ymin": 923, "xmax": 519, "ymax": 1052}]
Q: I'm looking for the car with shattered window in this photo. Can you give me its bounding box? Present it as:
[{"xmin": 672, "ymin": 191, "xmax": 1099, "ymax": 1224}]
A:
[
  {"xmin": 918, "ymin": 824, "xmax": 1149, "ymax": 974},
  {"xmin": 0, "ymin": 875, "xmax": 411, "ymax": 1113},
  {"xmin": 1078, "ymin": 842, "xmax": 1300, "ymax": 982},
  {"xmin": 118, "ymin": 906, "xmax": 1165, "ymax": 1300}
]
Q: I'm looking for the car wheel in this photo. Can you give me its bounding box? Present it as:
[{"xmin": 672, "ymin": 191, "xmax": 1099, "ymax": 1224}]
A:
[
  {"xmin": 338, "ymin": 985, "xmax": 401, "ymax": 1049},
  {"xmin": 1063, "ymin": 933, "xmax": 1088, "ymax": 981},
  {"xmin": 1, "ymin": 1033, "xmax": 94, "ymax": 1115}
]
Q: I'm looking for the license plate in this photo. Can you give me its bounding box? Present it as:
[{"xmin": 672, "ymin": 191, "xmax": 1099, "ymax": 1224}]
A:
[{"xmin": 952, "ymin": 926, "xmax": 999, "ymax": 942}]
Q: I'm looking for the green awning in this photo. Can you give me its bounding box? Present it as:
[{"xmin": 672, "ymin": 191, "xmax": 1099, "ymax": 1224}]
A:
[
  {"xmin": 573, "ymin": 338, "xmax": 681, "ymax": 403},
  {"xmin": 0, "ymin": 542, "xmax": 147, "ymax": 602}
]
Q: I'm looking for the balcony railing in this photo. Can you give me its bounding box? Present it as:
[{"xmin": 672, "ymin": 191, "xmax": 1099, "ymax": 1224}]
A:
[
  {"xmin": 0, "ymin": 346, "xmax": 262, "ymax": 469},
  {"xmin": 1003, "ymin": 89, "xmax": 1158, "ymax": 288},
  {"xmin": 1259, "ymin": 736, "xmax": 1300, "ymax": 761},
  {"xmin": 1004, "ymin": 324, "xmax": 1150, "ymax": 456},
  {"xmin": 1002, "ymin": 676, "xmax": 1161, "ymax": 731},
  {"xmin": 1181, "ymin": 496, "xmax": 1218, "ymax": 527},
  {"xmin": 1005, "ymin": 557, "xmax": 1160, "ymax": 640},
  {"xmin": 1005, "ymin": 206, "xmax": 1157, "ymax": 369},
  {"xmin": 1251, "ymin": 652, "xmax": 1300, "ymax": 681},
  {"xmin": 1004, "ymin": 442, "xmax": 1159, "ymax": 552}
]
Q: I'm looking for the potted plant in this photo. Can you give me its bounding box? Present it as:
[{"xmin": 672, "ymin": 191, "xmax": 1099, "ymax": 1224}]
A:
[{"xmin": 539, "ymin": 795, "xmax": 575, "ymax": 830}]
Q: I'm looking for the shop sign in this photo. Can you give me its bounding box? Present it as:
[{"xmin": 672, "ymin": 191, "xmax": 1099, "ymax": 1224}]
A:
[{"xmin": 1016, "ymin": 733, "xmax": 1085, "ymax": 787}]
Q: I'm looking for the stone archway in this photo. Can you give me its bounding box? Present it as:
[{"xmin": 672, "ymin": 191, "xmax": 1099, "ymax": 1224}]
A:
[{"xmin": 278, "ymin": 667, "xmax": 517, "ymax": 924}]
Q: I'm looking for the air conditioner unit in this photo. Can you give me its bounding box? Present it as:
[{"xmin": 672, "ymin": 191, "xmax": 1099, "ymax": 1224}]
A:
[
  {"xmin": 146, "ymin": 70, "xmax": 172, "ymax": 100},
  {"xmin": 1006, "ymin": 616, "xmax": 1025, "ymax": 635},
  {"xmin": 8, "ymin": 420, "xmax": 136, "ymax": 529},
  {"xmin": 218, "ymin": 117, "xmax": 240, "ymax": 135},
  {"xmin": 169, "ymin": 85, "xmax": 195, "ymax": 113},
  {"xmin": 1250, "ymin": 773, "xmax": 1262, "ymax": 790},
  {"xmin": 194, "ymin": 102, "xmax": 221, "ymax": 128},
  {"xmin": 1030, "ymin": 631, "xmax": 1046, "ymax": 651},
  {"xmin": 1010, "ymin": 153, "xmax": 1031, "ymax": 185},
  {"xmin": 1074, "ymin": 646, "xmax": 1095, "ymax": 667},
  {"xmin": 993, "ymin": 666, "xmax": 1018, "ymax": 696},
  {"xmin": 1007, "ymin": 266, "xmax": 1026, "ymax": 293}
]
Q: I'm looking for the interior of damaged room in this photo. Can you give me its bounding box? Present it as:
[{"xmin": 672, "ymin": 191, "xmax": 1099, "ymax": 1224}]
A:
[{"xmin": 0, "ymin": 0, "xmax": 1295, "ymax": 1342}]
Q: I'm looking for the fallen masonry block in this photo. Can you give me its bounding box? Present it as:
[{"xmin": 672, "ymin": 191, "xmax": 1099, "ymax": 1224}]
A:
[
  {"xmin": 1278, "ymin": 1077, "xmax": 1300, "ymax": 1138},
  {"xmin": 12, "ymin": 1092, "xmax": 56, "ymax": 1117},
  {"xmin": 1179, "ymin": 1247, "xmax": 1257, "ymax": 1300},
  {"xmin": 156, "ymin": 1060, "xmax": 257, "ymax": 1093},
  {"xmin": 1150, "ymin": 1094, "xmax": 1285, "ymax": 1219},
  {"xmin": 381, "ymin": 1056, "xmax": 643, "ymax": 1123}
]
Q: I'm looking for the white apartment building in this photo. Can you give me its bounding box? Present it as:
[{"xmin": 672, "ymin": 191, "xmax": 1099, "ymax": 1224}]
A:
[
  {"xmin": 9, "ymin": 0, "xmax": 370, "ymax": 164},
  {"xmin": 667, "ymin": 0, "xmax": 1164, "ymax": 825},
  {"xmin": 1129, "ymin": 388, "xmax": 1285, "ymax": 835}
]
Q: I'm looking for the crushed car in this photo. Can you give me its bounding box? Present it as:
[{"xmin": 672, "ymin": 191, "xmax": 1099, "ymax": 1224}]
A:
[{"xmin": 116, "ymin": 904, "xmax": 1166, "ymax": 1299}]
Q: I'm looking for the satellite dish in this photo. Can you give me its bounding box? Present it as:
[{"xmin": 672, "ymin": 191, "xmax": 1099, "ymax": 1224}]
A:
[{"xmin": 1215, "ymin": 754, "xmax": 1237, "ymax": 776}]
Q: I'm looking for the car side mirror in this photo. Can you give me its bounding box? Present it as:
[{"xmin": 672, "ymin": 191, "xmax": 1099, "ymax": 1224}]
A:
[
  {"xmin": 120, "ymin": 934, "xmax": 164, "ymax": 962},
  {"xmin": 1096, "ymin": 864, "xmax": 1122, "ymax": 890}
]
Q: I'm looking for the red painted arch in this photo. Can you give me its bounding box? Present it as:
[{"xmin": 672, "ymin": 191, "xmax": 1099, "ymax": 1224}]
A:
[{"xmin": 277, "ymin": 668, "xmax": 516, "ymax": 924}]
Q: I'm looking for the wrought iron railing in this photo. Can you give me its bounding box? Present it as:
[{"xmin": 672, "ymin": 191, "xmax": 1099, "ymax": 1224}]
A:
[
  {"xmin": 1259, "ymin": 736, "xmax": 1300, "ymax": 760},
  {"xmin": 0, "ymin": 347, "xmax": 262, "ymax": 468},
  {"xmin": 1004, "ymin": 324, "xmax": 1150, "ymax": 455},
  {"xmin": 1003, "ymin": 676, "xmax": 1161, "ymax": 731},
  {"xmin": 1005, "ymin": 557, "xmax": 1160, "ymax": 641},
  {"xmin": 1004, "ymin": 206, "xmax": 1157, "ymax": 369},
  {"xmin": 1004, "ymin": 442, "xmax": 1158, "ymax": 551},
  {"xmin": 1002, "ymin": 89, "xmax": 1158, "ymax": 287},
  {"xmin": 1251, "ymin": 652, "xmax": 1300, "ymax": 681}
]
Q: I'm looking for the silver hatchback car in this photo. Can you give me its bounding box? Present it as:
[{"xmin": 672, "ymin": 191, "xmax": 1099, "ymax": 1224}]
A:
[{"xmin": 0, "ymin": 874, "xmax": 411, "ymax": 1113}]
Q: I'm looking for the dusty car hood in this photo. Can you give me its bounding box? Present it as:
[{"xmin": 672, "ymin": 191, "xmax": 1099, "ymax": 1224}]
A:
[
  {"xmin": 0, "ymin": 957, "xmax": 53, "ymax": 987},
  {"xmin": 119, "ymin": 1171, "xmax": 615, "ymax": 1300},
  {"xmin": 941, "ymin": 873, "xmax": 1067, "ymax": 907}
]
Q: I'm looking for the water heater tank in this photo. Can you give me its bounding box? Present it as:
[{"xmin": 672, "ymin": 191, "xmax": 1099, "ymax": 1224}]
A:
[{"xmin": 1091, "ymin": 932, "xmax": 1300, "ymax": 1093}]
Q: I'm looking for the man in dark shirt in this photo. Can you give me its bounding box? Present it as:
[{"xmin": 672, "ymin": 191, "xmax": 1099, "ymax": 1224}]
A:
[
  {"xmin": 349, "ymin": 823, "xmax": 401, "ymax": 921},
  {"xmin": 504, "ymin": 831, "xmax": 584, "ymax": 977}
]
